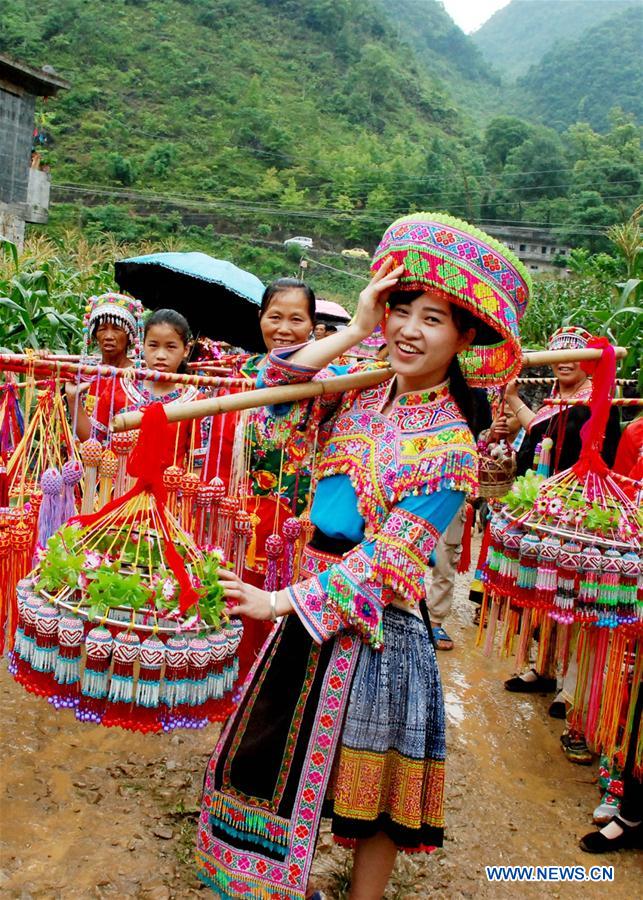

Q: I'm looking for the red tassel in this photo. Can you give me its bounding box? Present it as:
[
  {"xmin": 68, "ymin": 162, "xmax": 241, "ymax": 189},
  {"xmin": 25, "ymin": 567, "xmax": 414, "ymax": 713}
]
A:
[
  {"xmin": 457, "ymin": 503, "xmax": 474, "ymax": 574},
  {"xmin": 573, "ymin": 338, "xmax": 616, "ymax": 477},
  {"xmin": 0, "ymin": 456, "xmax": 8, "ymax": 506}
]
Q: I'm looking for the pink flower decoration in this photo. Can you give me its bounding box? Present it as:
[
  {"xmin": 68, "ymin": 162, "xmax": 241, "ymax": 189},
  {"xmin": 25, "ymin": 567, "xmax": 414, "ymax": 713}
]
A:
[
  {"xmin": 547, "ymin": 498, "xmax": 563, "ymax": 516},
  {"xmin": 84, "ymin": 550, "xmax": 102, "ymax": 569},
  {"xmin": 162, "ymin": 578, "xmax": 176, "ymax": 601}
]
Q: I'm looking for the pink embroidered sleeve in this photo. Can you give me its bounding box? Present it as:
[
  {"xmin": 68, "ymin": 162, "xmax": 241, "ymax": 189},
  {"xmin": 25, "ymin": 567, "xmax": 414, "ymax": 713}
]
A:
[
  {"xmin": 288, "ymin": 491, "xmax": 464, "ymax": 648},
  {"xmin": 258, "ymin": 347, "xmax": 361, "ymax": 437},
  {"xmin": 260, "ymin": 345, "xmax": 320, "ymax": 387}
]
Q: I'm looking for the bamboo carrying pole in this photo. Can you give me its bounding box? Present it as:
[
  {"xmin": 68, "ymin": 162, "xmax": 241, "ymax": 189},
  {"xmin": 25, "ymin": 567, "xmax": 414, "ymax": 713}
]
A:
[
  {"xmin": 0, "ymin": 353, "xmax": 248, "ymax": 389},
  {"xmin": 521, "ymin": 347, "xmax": 627, "ymax": 366},
  {"xmin": 544, "ymin": 397, "xmax": 642, "ymax": 407},
  {"xmin": 518, "ymin": 377, "xmax": 636, "ymax": 385},
  {"xmin": 112, "ymin": 366, "xmax": 393, "ymax": 431},
  {"xmin": 111, "ymin": 346, "xmax": 629, "ymax": 432}
]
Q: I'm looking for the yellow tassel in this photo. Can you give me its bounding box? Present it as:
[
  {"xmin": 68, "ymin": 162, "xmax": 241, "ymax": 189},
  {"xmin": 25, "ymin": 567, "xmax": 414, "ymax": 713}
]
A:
[{"xmin": 245, "ymin": 511, "xmax": 260, "ymax": 569}]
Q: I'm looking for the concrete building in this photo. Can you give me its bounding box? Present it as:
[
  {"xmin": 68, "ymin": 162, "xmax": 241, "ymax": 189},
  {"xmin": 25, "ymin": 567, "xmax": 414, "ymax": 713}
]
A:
[
  {"xmin": 0, "ymin": 53, "xmax": 69, "ymax": 248},
  {"xmin": 481, "ymin": 224, "xmax": 572, "ymax": 275}
]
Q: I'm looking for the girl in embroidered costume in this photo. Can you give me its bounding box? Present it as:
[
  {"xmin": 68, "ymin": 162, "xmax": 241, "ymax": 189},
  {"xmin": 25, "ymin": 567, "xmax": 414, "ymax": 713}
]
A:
[
  {"xmin": 506, "ymin": 326, "xmax": 621, "ymax": 477},
  {"xmin": 196, "ymin": 213, "xmax": 529, "ymax": 900},
  {"xmin": 67, "ymin": 308, "xmax": 204, "ymax": 467}
]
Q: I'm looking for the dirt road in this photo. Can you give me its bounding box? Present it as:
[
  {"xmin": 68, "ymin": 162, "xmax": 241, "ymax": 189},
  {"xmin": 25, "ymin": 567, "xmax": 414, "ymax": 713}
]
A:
[{"xmin": 1, "ymin": 566, "xmax": 641, "ymax": 898}]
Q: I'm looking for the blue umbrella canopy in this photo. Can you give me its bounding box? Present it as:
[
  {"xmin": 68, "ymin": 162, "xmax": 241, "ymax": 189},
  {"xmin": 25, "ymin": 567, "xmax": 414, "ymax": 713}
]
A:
[{"xmin": 115, "ymin": 252, "xmax": 266, "ymax": 351}]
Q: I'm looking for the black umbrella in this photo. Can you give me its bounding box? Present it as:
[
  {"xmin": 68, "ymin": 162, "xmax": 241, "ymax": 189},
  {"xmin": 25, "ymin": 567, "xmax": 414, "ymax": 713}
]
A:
[{"xmin": 115, "ymin": 251, "xmax": 266, "ymax": 351}]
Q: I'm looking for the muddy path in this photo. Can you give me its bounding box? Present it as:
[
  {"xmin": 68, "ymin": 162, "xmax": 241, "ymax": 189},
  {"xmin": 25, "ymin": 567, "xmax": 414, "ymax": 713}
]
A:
[{"xmin": 1, "ymin": 563, "xmax": 641, "ymax": 899}]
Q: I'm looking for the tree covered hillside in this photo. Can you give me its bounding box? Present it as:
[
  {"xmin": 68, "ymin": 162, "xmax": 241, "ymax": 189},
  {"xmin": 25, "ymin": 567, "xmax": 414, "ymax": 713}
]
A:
[
  {"xmin": 520, "ymin": 5, "xmax": 643, "ymax": 132},
  {"xmin": 0, "ymin": 0, "xmax": 640, "ymax": 256},
  {"xmin": 1, "ymin": 0, "xmax": 492, "ymax": 246},
  {"xmin": 472, "ymin": 0, "xmax": 637, "ymax": 80}
]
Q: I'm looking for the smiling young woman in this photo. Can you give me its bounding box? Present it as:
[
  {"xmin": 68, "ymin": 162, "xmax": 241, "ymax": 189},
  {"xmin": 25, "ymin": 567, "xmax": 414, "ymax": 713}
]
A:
[{"xmin": 196, "ymin": 213, "xmax": 531, "ymax": 900}]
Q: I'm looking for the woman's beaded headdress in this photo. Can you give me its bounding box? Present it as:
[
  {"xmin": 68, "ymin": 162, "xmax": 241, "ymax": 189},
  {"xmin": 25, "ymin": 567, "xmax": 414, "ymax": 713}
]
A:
[
  {"xmin": 371, "ymin": 212, "xmax": 531, "ymax": 386},
  {"xmin": 548, "ymin": 326, "xmax": 592, "ymax": 352},
  {"xmin": 83, "ymin": 292, "xmax": 144, "ymax": 364}
]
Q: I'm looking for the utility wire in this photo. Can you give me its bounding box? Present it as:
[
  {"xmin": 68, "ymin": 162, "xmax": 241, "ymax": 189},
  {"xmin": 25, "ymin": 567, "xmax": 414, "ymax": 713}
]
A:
[
  {"xmin": 58, "ymin": 115, "xmax": 640, "ymax": 191},
  {"xmin": 52, "ymin": 181, "xmax": 634, "ymax": 231}
]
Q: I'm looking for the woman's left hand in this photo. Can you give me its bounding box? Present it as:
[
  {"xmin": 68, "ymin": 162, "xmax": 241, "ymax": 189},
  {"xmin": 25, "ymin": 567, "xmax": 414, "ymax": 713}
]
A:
[{"xmin": 219, "ymin": 569, "xmax": 292, "ymax": 620}]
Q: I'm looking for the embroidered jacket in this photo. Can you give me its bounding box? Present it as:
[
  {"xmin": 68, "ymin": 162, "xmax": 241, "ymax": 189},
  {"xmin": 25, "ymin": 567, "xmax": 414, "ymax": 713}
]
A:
[
  {"xmin": 204, "ymin": 354, "xmax": 313, "ymax": 516},
  {"xmin": 91, "ymin": 376, "xmax": 205, "ymax": 466},
  {"xmin": 261, "ymin": 347, "xmax": 479, "ymax": 648}
]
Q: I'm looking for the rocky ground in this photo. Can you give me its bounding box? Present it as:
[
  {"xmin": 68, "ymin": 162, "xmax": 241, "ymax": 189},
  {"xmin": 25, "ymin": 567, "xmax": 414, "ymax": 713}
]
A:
[{"xmin": 1, "ymin": 560, "xmax": 641, "ymax": 899}]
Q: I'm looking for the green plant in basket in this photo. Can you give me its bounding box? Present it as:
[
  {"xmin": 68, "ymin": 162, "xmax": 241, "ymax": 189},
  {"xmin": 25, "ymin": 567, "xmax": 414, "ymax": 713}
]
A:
[
  {"xmin": 584, "ymin": 503, "xmax": 619, "ymax": 533},
  {"xmin": 85, "ymin": 567, "xmax": 151, "ymax": 621},
  {"xmin": 36, "ymin": 525, "xmax": 85, "ymax": 593},
  {"xmin": 503, "ymin": 470, "xmax": 544, "ymax": 514},
  {"xmin": 192, "ymin": 554, "xmax": 226, "ymax": 627}
]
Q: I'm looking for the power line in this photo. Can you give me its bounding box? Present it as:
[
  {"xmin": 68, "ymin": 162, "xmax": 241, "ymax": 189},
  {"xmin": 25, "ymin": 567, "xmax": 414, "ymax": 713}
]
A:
[
  {"xmin": 51, "ymin": 182, "xmax": 634, "ymax": 233},
  {"xmin": 303, "ymin": 258, "xmax": 369, "ymax": 281},
  {"xmin": 54, "ymin": 181, "xmax": 636, "ymax": 215}
]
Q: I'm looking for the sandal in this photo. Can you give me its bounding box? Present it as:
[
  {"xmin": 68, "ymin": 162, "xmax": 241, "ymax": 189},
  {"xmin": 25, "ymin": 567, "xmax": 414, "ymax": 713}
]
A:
[
  {"xmin": 432, "ymin": 625, "xmax": 454, "ymax": 651},
  {"xmin": 560, "ymin": 729, "xmax": 593, "ymax": 765}
]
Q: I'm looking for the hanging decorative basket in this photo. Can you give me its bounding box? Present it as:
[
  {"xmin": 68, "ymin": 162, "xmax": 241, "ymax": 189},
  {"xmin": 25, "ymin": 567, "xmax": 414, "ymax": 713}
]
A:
[
  {"xmin": 8, "ymin": 403, "xmax": 243, "ymax": 732},
  {"xmin": 485, "ymin": 466, "xmax": 642, "ymax": 627},
  {"xmin": 479, "ymin": 338, "xmax": 642, "ymax": 768}
]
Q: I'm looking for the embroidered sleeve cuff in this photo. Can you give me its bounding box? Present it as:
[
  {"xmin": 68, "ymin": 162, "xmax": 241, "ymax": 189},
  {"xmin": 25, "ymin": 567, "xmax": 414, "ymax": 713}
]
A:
[
  {"xmin": 287, "ymin": 575, "xmax": 344, "ymax": 644},
  {"xmin": 260, "ymin": 344, "xmax": 320, "ymax": 388},
  {"xmin": 325, "ymin": 547, "xmax": 385, "ymax": 649},
  {"xmin": 371, "ymin": 509, "xmax": 441, "ymax": 607},
  {"xmin": 90, "ymin": 416, "xmax": 108, "ymax": 439}
]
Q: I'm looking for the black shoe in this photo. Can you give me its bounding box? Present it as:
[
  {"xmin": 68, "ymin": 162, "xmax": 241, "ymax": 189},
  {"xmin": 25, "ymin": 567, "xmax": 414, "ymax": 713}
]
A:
[
  {"xmin": 580, "ymin": 817, "xmax": 643, "ymax": 853},
  {"xmin": 504, "ymin": 670, "xmax": 557, "ymax": 693},
  {"xmin": 548, "ymin": 700, "xmax": 566, "ymax": 719}
]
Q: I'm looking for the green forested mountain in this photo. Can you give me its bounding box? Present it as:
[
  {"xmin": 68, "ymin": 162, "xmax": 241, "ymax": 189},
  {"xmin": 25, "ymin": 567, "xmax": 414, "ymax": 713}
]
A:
[
  {"xmin": 472, "ymin": 0, "xmax": 637, "ymax": 80},
  {"xmin": 520, "ymin": 5, "xmax": 643, "ymax": 132},
  {"xmin": 2, "ymin": 0, "xmax": 493, "ymax": 248},
  {"xmin": 381, "ymin": 0, "xmax": 507, "ymax": 120},
  {"xmin": 0, "ymin": 0, "xmax": 640, "ymax": 258}
]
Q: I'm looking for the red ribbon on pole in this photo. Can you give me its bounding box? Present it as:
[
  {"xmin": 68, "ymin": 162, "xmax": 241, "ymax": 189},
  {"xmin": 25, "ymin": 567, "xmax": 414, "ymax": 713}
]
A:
[
  {"xmin": 71, "ymin": 403, "xmax": 200, "ymax": 614},
  {"xmin": 572, "ymin": 337, "xmax": 616, "ymax": 478}
]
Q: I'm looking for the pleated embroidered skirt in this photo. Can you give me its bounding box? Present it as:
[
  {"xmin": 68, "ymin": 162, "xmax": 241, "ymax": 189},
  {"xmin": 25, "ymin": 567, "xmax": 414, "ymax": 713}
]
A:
[
  {"xmin": 328, "ymin": 606, "xmax": 446, "ymax": 851},
  {"xmin": 197, "ymin": 602, "xmax": 446, "ymax": 898}
]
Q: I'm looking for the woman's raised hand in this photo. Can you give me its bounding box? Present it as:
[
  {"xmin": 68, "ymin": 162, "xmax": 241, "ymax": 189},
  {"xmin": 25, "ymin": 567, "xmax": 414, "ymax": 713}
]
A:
[
  {"xmin": 490, "ymin": 413, "xmax": 509, "ymax": 439},
  {"xmin": 353, "ymin": 257, "xmax": 405, "ymax": 338},
  {"xmin": 504, "ymin": 377, "xmax": 519, "ymax": 400}
]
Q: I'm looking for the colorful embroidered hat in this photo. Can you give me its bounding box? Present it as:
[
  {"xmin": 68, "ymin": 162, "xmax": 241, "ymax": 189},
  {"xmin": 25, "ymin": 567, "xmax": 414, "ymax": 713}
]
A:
[
  {"xmin": 371, "ymin": 213, "xmax": 531, "ymax": 386},
  {"xmin": 83, "ymin": 292, "xmax": 144, "ymax": 362},
  {"xmin": 548, "ymin": 326, "xmax": 592, "ymax": 352}
]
